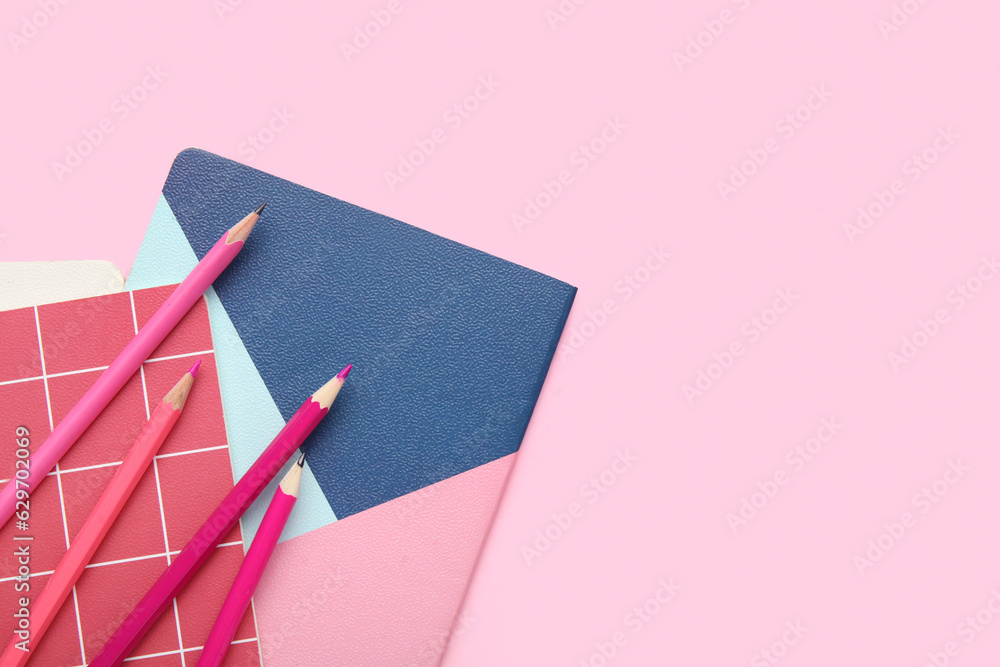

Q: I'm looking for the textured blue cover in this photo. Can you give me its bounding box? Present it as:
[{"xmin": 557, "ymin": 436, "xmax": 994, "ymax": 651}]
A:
[{"xmin": 163, "ymin": 149, "xmax": 576, "ymax": 519}]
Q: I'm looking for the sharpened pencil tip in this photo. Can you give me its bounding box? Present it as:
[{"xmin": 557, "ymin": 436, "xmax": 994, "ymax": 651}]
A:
[
  {"xmin": 225, "ymin": 204, "xmax": 264, "ymax": 244},
  {"xmin": 311, "ymin": 367, "xmax": 351, "ymax": 410},
  {"xmin": 253, "ymin": 202, "xmax": 267, "ymax": 215},
  {"xmin": 336, "ymin": 364, "xmax": 352, "ymax": 380},
  {"xmin": 279, "ymin": 454, "xmax": 305, "ymax": 497},
  {"xmin": 296, "ymin": 452, "xmax": 305, "ymax": 467},
  {"xmin": 188, "ymin": 359, "xmax": 201, "ymax": 377},
  {"xmin": 164, "ymin": 366, "xmax": 196, "ymax": 410}
]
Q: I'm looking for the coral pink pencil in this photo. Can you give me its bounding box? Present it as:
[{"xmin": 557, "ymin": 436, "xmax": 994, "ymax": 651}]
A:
[
  {"xmin": 197, "ymin": 453, "xmax": 305, "ymax": 667},
  {"xmin": 0, "ymin": 203, "xmax": 265, "ymax": 528},
  {"xmin": 90, "ymin": 365, "xmax": 352, "ymax": 667},
  {"xmin": 0, "ymin": 362, "xmax": 201, "ymax": 667}
]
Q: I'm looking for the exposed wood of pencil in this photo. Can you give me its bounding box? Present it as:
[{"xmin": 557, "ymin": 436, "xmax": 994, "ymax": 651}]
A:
[
  {"xmin": 225, "ymin": 202, "xmax": 266, "ymax": 244},
  {"xmin": 279, "ymin": 453, "xmax": 306, "ymax": 497},
  {"xmin": 164, "ymin": 372, "xmax": 195, "ymax": 410},
  {"xmin": 312, "ymin": 364, "xmax": 352, "ymax": 409}
]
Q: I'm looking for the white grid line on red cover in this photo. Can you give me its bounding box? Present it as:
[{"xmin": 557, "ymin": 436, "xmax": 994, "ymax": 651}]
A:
[
  {"xmin": 98, "ymin": 635, "xmax": 259, "ymax": 665},
  {"xmin": 70, "ymin": 586, "xmax": 86, "ymax": 665},
  {"xmin": 130, "ymin": 291, "xmax": 188, "ymax": 667},
  {"xmin": 52, "ymin": 462, "xmax": 71, "ymax": 551},
  {"xmin": 0, "ymin": 541, "xmax": 245, "ymax": 583},
  {"xmin": 0, "ymin": 349, "xmax": 215, "ymax": 387},
  {"xmin": 66, "ymin": 636, "xmax": 260, "ymax": 666},
  {"xmin": 31, "ymin": 306, "xmax": 55, "ymax": 433},
  {"xmin": 33, "ymin": 305, "xmax": 89, "ymax": 664},
  {"xmin": 0, "ymin": 444, "xmax": 230, "ymax": 486}
]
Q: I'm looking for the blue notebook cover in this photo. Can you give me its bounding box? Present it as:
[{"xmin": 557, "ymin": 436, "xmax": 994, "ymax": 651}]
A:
[{"xmin": 157, "ymin": 148, "xmax": 576, "ymax": 522}]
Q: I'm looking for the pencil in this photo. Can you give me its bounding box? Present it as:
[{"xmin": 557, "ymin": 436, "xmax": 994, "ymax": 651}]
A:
[
  {"xmin": 0, "ymin": 204, "xmax": 265, "ymax": 528},
  {"xmin": 0, "ymin": 361, "xmax": 200, "ymax": 667},
  {"xmin": 90, "ymin": 364, "xmax": 352, "ymax": 667},
  {"xmin": 197, "ymin": 453, "xmax": 306, "ymax": 667}
]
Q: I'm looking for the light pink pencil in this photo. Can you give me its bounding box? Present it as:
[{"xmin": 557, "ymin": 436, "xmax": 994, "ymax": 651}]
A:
[
  {"xmin": 197, "ymin": 453, "xmax": 305, "ymax": 667},
  {"xmin": 0, "ymin": 204, "xmax": 264, "ymax": 527}
]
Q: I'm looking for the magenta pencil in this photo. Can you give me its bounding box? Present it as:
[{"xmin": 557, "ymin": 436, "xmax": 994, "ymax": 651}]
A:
[
  {"xmin": 197, "ymin": 453, "xmax": 305, "ymax": 667},
  {"xmin": 89, "ymin": 365, "xmax": 351, "ymax": 667},
  {"xmin": 0, "ymin": 204, "xmax": 265, "ymax": 528}
]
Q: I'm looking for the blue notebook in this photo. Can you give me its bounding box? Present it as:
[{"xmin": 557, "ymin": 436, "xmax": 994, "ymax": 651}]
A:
[
  {"xmin": 134, "ymin": 148, "xmax": 575, "ymax": 526},
  {"xmin": 127, "ymin": 149, "xmax": 575, "ymax": 665}
]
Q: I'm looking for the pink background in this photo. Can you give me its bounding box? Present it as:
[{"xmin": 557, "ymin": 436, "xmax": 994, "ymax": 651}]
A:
[{"xmin": 4, "ymin": 0, "xmax": 1000, "ymax": 665}]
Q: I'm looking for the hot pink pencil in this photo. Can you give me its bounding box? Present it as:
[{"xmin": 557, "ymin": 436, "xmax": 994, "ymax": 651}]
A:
[
  {"xmin": 0, "ymin": 204, "xmax": 265, "ymax": 527},
  {"xmin": 90, "ymin": 365, "xmax": 352, "ymax": 667},
  {"xmin": 197, "ymin": 453, "xmax": 305, "ymax": 667}
]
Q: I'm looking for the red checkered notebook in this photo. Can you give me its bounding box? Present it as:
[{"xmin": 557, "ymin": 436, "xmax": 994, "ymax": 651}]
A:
[{"xmin": 0, "ymin": 286, "xmax": 260, "ymax": 667}]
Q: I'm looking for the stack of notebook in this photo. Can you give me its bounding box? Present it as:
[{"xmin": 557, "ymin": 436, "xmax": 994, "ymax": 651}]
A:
[
  {"xmin": 1, "ymin": 149, "xmax": 576, "ymax": 666},
  {"xmin": 0, "ymin": 277, "xmax": 260, "ymax": 666}
]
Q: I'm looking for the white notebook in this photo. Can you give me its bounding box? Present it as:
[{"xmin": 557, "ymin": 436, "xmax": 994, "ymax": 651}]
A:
[{"xmin": 0, "ymin": 260, "xmax": 124, "ymax": 311}]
